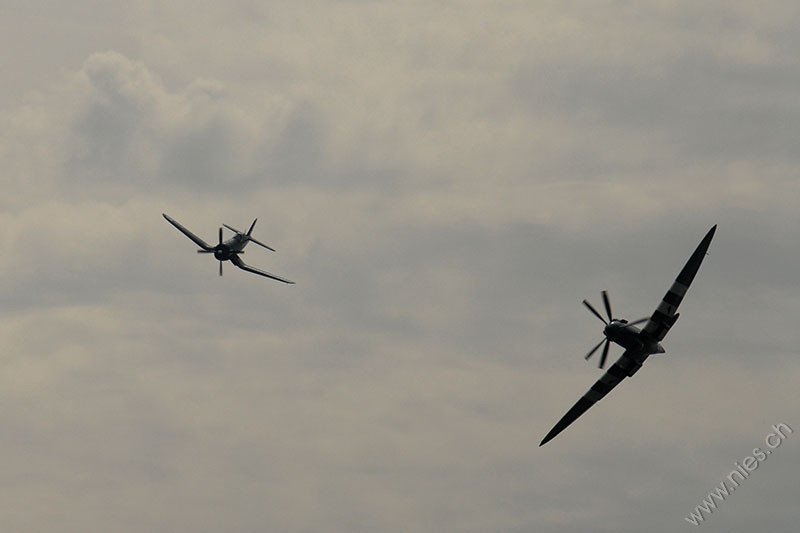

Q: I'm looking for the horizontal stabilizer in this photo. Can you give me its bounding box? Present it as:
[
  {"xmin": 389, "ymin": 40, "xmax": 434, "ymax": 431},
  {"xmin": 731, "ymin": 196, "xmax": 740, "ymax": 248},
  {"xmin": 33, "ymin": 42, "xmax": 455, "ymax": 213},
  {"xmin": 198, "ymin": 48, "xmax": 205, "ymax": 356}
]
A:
[{"xmin": 248, "ymin": 236, "xmax": 276, "ymax": 252}]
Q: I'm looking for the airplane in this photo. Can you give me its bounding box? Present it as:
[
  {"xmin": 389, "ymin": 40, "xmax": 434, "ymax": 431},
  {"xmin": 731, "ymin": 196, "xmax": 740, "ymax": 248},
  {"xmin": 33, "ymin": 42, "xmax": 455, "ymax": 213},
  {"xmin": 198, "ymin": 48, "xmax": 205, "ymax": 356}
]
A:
[
  {"xmin": 163, "ymin": 213, "xmax": 294, "ymax": 284},
  {"xmin": 539, "ymin": 225, "xmax": 716, "ymax": 446}
]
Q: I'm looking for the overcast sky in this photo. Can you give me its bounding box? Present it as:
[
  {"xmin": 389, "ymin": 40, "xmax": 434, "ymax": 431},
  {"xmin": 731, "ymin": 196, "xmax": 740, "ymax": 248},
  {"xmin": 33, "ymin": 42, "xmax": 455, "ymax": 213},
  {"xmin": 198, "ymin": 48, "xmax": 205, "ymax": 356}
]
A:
[{"xmin": 1, "ymin": 1, "xmax": 799, "ymax": 532}]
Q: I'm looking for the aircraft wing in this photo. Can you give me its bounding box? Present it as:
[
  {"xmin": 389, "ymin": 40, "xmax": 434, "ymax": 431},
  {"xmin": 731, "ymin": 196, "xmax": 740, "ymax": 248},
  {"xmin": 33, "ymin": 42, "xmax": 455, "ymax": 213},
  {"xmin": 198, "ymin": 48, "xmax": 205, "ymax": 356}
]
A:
[
  {"xmin": 163, "ymin": 213, "xmax": 213, "ymax": 251},
  {"xmin": 540, "ymin": 351, "xmax": 635, "ymax": 446},
  {"xmin": 230, "ymin": 255, "xmax": 294, "ymax": 284},
  {"xmin": 640, "ymin": 225, "xmax": 716, "ymax": 343}
]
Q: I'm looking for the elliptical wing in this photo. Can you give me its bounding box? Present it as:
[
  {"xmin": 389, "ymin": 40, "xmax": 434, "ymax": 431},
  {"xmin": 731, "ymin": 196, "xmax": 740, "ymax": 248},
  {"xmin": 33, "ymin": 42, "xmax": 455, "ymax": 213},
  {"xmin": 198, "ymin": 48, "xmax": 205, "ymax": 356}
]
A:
[
  {"xmin": 640, "ymin": 225, "xmax": 716, "ymax": 343},
  {"xmin": 540, "ymin": 351, "xmax": 633, "ymax": 446}
]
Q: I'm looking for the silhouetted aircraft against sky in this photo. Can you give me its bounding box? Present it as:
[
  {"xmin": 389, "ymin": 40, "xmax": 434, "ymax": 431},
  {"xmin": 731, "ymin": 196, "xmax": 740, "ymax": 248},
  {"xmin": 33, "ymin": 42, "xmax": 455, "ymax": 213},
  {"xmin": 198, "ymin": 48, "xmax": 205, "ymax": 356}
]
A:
[
  {"xmin": 540, "ymin": 225, "xmax": 716, "ymax": 446},
  {"xmin": 163, "ymin": 213, "xmax": 294, "ymax": 284}
]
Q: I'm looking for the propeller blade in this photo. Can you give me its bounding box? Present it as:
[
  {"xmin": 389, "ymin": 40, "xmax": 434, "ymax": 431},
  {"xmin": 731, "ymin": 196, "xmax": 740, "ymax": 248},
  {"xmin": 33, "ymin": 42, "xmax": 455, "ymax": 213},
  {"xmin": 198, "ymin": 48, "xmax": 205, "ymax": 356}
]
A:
[
  {"xmin": 219, "ymin": 227, "xmax": 223, "ymax": 245},
  {"xmin": 602, "ymin": 290, "xmax": 613, "ymax": 322},
  {"xmin": 583, "ymin": 300, "xmax": 608, "ymax": 325},
  {"xmin": 219, "ymin": 261, "xmax": 223, "ymax": 276},
  {"xmin": 584, "ymin": 338, "xmax": 606, "ymax": 361},
  {"xmin": 626, "ymin": 316, "xmax": 650, "ymax": 327},
  {"xmin": 197, "ymin": 250, "xmax": 215, "ymax": 253},
  {"xmin": 599, "ymin": 339, "xmax": 610, "ymax": 368}
]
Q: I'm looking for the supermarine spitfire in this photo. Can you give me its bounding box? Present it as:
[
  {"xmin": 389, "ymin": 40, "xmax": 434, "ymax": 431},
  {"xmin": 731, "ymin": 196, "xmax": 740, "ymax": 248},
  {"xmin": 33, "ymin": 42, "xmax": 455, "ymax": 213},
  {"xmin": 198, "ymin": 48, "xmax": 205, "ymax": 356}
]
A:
[
  {"xmin": 163, "ymin": 213, "xmax": 294, "ymax": 284},
  {"xmin": 540, "ymin": 225, "xmax": 716, "ymax": 446}
]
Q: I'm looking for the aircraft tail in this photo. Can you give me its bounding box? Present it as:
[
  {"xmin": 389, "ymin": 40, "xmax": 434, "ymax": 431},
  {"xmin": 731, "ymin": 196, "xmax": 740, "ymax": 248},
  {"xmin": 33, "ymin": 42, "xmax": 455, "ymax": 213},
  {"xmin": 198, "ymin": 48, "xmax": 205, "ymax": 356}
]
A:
[{"xmin": 224, "ymin": 218, "xmax": 276, "ymax": 251}]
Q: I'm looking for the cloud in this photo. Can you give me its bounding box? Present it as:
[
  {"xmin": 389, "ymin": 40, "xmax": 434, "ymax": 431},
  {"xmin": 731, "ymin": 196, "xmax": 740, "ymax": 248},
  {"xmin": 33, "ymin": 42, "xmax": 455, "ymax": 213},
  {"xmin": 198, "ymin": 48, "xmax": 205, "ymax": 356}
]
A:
[
  {"xmin": 0, "ymin": 50, "xmax": 331, "ymax": 203},
  {"xmin": 1, "ymin": 3, "xmax": 800, "ymax": 532}
]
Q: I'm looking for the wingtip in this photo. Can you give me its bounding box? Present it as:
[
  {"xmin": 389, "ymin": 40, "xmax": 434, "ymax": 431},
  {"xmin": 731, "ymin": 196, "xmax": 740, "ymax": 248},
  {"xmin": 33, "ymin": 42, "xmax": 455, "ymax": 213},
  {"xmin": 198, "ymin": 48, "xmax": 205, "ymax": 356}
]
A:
[{"xmin": 539, "ymin": 429, "xmax": 557, "ymax": 447}]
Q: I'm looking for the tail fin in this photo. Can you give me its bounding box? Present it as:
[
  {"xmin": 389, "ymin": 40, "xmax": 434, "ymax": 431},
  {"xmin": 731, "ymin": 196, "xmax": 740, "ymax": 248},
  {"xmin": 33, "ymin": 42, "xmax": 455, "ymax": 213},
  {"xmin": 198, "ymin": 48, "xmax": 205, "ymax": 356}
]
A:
[{"xmin": 247, "ymin": 219, "xmax": 257, "ymax": 236}]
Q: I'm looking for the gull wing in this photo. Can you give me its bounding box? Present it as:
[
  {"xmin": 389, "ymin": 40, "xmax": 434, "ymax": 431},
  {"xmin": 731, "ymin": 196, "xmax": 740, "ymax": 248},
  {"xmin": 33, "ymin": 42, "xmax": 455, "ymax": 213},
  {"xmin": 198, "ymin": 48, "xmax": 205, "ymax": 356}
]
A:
[
  {"xmin": 230, "ymin": 254, "xmax": 294, "ymax": 284},
  {"xmin": 163, "ymin": 213, "xmax": 213, "ymax": 251},
  {"xmin": 640, "ymin": 225, "xmax": 716, "ymax": 343},
  {"xmin": 540, "ymin": 351, "xmax": 634, "ymax": 446}
]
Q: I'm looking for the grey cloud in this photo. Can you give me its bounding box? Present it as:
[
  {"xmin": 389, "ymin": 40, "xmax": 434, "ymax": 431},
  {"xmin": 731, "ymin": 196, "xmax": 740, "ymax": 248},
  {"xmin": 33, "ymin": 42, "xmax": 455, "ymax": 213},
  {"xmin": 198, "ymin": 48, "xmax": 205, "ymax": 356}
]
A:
[
  {"xmin": 513, "ymin": 48, "xmax": 800, "ymax": 164},
  {"xmin": 2, "ymin": 3, "xmax": 800, "ymax": 533},
  {"xmin": 60, "ymin": 53, "xmax": 338, "ymax": 195},
  {"xmin": 69, "ymin": 52, "xmax": 165, "ymax": 177},
  {"xmin": 160, "ymin": 115, "xmax": 238, "ymax": 187},
  {"xmin": 264, "ymin": 102, "xmax": 327, "ymax": 185}
]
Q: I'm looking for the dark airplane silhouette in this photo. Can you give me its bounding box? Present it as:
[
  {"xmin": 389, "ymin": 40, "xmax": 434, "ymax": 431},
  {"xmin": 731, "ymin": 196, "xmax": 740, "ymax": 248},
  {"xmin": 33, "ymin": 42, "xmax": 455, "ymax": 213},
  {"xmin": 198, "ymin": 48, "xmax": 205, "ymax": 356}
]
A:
[
  {"xmin": 163, "ymin": 213, "xmax": 294, "ymax": 284},
  {"xmin": 540, "ymin": 225, "xmax": 716, "ymax": 446}
]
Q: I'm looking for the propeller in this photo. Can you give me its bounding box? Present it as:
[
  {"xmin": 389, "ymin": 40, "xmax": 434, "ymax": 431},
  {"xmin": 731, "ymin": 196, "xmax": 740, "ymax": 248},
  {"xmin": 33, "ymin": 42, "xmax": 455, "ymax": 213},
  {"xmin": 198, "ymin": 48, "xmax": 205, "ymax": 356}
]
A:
[
  {"xmin": 584, "ymin": 337, "xmax": 610, "ymax": 369},
  {"xmin": 582, "ymin": 291, "xmax": 610, "ymax": 367},
  {"xmin": 602, "ymin": 290, "xmax": 613, "ymax": 323},
  {"xmin": 218, "ymin": 227, "xmax": 223, "ymax": 276},
  {"xmin": 625, "ymin": 317, "xmax": 651, "ymax": 327},
  {"xmin": 582, "ymin": 291, "xmax": 649, "ymax": 369},
  {"xmin": 195, "ymin": 223, "xmax": 267, "ymax": 276},
  {"xmin": 583, "ymin": 298, "xmax": 608, "ymax": 325}
]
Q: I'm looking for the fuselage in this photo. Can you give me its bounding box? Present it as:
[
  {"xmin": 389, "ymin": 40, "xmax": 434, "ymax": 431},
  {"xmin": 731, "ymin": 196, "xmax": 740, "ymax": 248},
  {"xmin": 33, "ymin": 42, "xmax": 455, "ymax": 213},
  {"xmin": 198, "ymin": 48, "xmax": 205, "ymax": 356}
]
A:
[
  {"xmin": 539, "ymin": 225, "xmax": 716, "ymax": 447},
  {"xmin": 604, "ymin": 320, "xmax": 665, "ymax": 364},
  {"xmin": 212, "ymin": 235, "xmax": 250, "ymax": 261}
]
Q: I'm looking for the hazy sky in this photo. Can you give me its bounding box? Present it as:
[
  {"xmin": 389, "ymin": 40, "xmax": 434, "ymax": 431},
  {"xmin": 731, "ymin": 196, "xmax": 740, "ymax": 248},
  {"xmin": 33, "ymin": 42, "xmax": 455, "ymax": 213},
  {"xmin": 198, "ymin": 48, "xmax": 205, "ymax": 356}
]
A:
[{"xmin": 1, "ymin": 2, "xmax": 798, "ymax": 532}]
